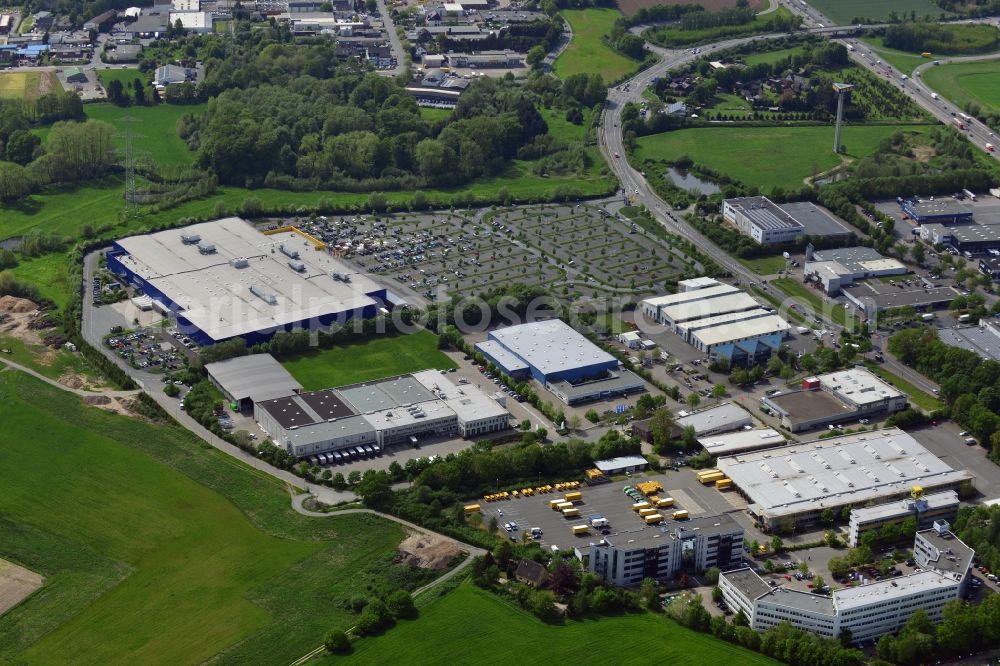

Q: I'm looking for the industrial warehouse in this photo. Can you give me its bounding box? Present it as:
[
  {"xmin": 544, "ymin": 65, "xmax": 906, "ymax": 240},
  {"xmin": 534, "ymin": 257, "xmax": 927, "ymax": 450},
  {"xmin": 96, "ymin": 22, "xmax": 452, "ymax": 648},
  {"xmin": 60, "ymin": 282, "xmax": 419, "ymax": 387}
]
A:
[
  {"xmin": 639, "ymin": 278, "xmax": 789, "ymax": 367},
  {"xmin": 803, "ymin": 246, "xmax": 907, "ymax": 295},
  {"xmin": 938, "ymin": 318, "xmax": 1000, "ymax": 361},
  {"xmin": 722, "ymin": 196, "xmax": 853, "ymax": 246},
  {"xmin": 716, "ymin": 428, "xmax": 974, "ymax": 530},
  {"xmin": 720, "ymin": 521, "xmax": 974, "ymax": 645},
  {"xmin": 475, "ymin": 319, "xmax": 645, "ymax": 404},
  {"xmin": 107, "ymin": 218, "xmax": 391, "ymax": 346},
  {"xmin": 255, "ymin": 369, "xmax": 510, "ymax": 459},
  {"xmin": 761, "ymin": 367, "xmax": 908, "ymax": 432}
]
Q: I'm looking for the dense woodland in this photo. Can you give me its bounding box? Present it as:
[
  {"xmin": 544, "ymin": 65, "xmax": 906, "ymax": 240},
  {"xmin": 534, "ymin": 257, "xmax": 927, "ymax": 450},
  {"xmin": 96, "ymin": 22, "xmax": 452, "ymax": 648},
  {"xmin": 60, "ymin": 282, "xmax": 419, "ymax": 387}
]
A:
[{"xmin": 883, "ymin": 21, "xmax": 1000, "ymax": 53}]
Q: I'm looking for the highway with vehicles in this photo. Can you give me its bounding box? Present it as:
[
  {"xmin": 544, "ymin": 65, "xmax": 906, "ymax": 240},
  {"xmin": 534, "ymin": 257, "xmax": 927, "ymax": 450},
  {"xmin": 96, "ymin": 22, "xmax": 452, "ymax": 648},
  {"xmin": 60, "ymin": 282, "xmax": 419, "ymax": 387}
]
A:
[{"xmin": 597, "ymin": 10, "xmax": 1000, "ymax": 333}]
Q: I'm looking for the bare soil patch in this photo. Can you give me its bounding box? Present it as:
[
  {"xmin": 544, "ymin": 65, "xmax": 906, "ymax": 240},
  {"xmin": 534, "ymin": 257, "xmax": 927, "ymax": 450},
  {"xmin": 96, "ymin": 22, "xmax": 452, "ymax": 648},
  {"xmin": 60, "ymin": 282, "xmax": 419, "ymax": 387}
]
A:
[
  {"xmin": 395, "ymin": 533, "xmax": 462, "ymax": 570},
  {"xmin": 0, "ymin": 558, "xmax": 44, "ymax": 617}
]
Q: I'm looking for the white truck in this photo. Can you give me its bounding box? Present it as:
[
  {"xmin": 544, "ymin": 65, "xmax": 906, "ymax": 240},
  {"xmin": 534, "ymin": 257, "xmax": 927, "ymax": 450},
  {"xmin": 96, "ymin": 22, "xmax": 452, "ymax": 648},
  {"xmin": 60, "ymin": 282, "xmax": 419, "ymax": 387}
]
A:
[
  {"xmin": 590, "ymin": 516, "xmax": 609, "ymax": 528},
  {"xmin": 796, "ymin": 326, "xmax": 810, "ymax": 335},
  {"xmin": 931, "ymin": 93, "xmax": 939, "ymax": 100}
]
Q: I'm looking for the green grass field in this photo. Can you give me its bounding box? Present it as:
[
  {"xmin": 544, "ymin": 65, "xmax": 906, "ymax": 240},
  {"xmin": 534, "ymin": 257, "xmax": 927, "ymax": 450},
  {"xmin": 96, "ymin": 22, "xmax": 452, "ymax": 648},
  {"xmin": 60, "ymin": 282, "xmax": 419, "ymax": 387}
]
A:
[
  {"xmin": 739, "ymin": 255, "xmax": 788, "ymax": 275},
  {"xmin": 0, "ymin": 370, "xmax": 407, "ymax": 664},
  {"xmin": 923, "ymin": 59, "xmax": 1000, "ymax": 114},
  {"xmin": 334, "ymin": 583, "xmax": 781, "ymax": 665},
  {"xmin": 803, "ymin": 0, "xmax": 939, "ymax": 25},
  {"xmin": 0, "ymin": 333, "xmax": 103, "ymax": 384},
  {"xmin": 743, "ymin": 45, "xmax": 807, "ymax": 67},
  {"xmin": 82, "ymin": 102, "xmax": 205, "ymax": 166},
  {"xmin": 555, "ymin": 8, "xmax": 637, "ymax": 82},
  {"xmin": 633, "ymin": 125, "xmax": 930, "ymax": 191},
  {"xmin": 280, "ymin": 331, "xmax": 458, "ymax": 390},
  {"xmin": 418, "ymin": 106, "xmax": 452, "ymax": 122},
  {"xmin": 860, "ymin": 37, "xmax": 929, "ymax": 75},
  {"xmin": 96, "ymin": 68, "xmax": 143, "ymax": 96},
  {"xmin": 772, "ymin": 277, "xmax": 851, "ymax": 327},
  {"xmin": 647, "ymin": 7, "xmax": 797, "ymax": 48},
  {"xmin": 0, "ymin": 71, "xmax": 61, "ymax": 101}
]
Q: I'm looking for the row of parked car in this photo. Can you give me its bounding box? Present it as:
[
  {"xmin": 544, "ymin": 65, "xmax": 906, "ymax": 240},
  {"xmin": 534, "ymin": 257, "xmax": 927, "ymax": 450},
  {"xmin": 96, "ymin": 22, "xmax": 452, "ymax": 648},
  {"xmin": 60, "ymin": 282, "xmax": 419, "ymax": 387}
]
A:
[{"xmin": 308, "ymin": 444, "xmax": 382, "ymax": 466}]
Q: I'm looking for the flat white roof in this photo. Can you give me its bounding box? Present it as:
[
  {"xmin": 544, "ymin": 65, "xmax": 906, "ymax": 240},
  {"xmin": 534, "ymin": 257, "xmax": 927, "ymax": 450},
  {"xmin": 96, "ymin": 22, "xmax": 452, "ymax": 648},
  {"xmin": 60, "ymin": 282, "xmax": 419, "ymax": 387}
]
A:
[
  {"xmin": 678, "ymin": 277, "xmax": 720, "ymax": 291},
  {"xmin": 676, "ymin": 308, "xmax": 772, "ymax": 335},
  {"xmin": 168, "ymin": 10, "xmax": 209, "ymax": 27},
  {"xmin": 660, "ymin": 292, "xmax": 761, "ymax": 323},
  {"xmin": 834, "ymin": 569, "xmax": 958, "ymax": 610},
  {"xmin": 488, "ymin": 320, "xmax": 615, "ymax": 377},
  {"xmin": 411, "ymin": 370, "xmax": 508, "ymax": 423},
  {"xmin": 851, "ymin": 490, "xmax": 958, "ymax": 523},
  {"xmin": 641, "ymin": 283, "xmax": 738, "ymax": 309},
  {"xmin": 363, "ymin": 397, "xmax": 455, "ymax": 431},
  {"xmin": 717, "ymin": 429, "xmax": 973, "ymax": 519},
  {"xmin": 475, "ymin": 339, "xmax": 529, "ymax": 373},
  {"xmin": 692, "ymin": 314, "xmax": 790, "ymax": 347},
  {"xmin": 698, "ymin": 428, "xmax": 785, "ymax": 455},
  {"xmin": 819, "ymin": 368, "xmax": 903, "ymax": 407},
  {"xmin": 595, "ymin": 455, "xmax": 648, "ymax": 472},
  {"xmin": 676, "ymin": 402, "xmax": 752, "ymax": 434},
  {"xmin": 115, "ymin": 218, "xmax": 382, "ymax": 341}
]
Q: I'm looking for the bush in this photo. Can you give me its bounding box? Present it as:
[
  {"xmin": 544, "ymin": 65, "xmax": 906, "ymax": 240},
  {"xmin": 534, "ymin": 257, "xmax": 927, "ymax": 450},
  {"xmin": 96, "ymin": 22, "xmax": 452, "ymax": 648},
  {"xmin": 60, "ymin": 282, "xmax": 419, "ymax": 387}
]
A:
[
  {"xmin": 164, "ymin": 383, "xmax": 180, "ymax": 397},
  {"xmin": 323, "ymin": 629, "xmax": 351, "ymax": 655},
  {"xmin": 385, "ymin": 589, "xmax": 417, "ymax": 620}
]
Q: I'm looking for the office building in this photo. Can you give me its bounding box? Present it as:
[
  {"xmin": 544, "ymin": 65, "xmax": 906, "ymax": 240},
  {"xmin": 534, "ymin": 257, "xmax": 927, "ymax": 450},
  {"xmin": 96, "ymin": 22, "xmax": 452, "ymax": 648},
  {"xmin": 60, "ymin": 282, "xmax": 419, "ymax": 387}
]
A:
[
  {"xmin": 720, "ymin": 523, "xmax": 972, "ymax": 644},
  {"xmin": 589, "ymin": 513, "xmax": 743, "ymax": 586},
  {"xmin": 847, "ymin": 489, "xmax": 960, "ymax": 547}
]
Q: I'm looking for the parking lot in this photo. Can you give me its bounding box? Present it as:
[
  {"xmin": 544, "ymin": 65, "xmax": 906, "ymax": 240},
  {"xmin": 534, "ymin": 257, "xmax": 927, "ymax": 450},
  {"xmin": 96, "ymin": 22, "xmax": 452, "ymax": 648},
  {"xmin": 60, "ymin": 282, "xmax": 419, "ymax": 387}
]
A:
[
  {"xmin": 263, "ymin": 200, "xmax": 702, "ymax": 306},
  {"xmin": 481, "ymin": 470, "xmax": 747, "ymax": 549},
  {"xmin": 104, "ymin": 327, "xmax": 185, "ymax": 373}
]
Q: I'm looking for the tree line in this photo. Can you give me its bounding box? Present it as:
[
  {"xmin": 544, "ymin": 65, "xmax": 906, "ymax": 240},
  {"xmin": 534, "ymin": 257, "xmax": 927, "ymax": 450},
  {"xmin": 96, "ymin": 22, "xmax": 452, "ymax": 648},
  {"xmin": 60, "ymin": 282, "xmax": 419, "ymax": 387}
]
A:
[
  {"xmin": 187, "ymin": 73, "xmax": 558, "ymax": 189},
  {"xmin": 888, "ymin": 326, "xmax": 1000, "ymax": 457}
]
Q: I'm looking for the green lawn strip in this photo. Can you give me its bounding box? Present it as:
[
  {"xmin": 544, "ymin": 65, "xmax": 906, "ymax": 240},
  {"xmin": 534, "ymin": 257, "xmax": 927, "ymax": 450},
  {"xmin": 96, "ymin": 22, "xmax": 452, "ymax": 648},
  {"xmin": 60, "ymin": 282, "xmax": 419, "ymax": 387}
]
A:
[
  {"xmin": 743, "ymin": 45, "xmax": 807, "ymax": 67},
  {"xmin": 632, "ymin": 125, "xmax": 931, "ymax": 191},
  {"xmin": 83, "ymin": 102, "xmax": 206, "ymax": 166},
  {"xmin": 863, "ymin": 362, "xmax": 940, "ymax": 412},
  {"xmin": 861, "ymin": 37, "xmax": 930, "ymax": 75},
  {"xmin": 418, "ymin": 106, "xmax": 452, "ymax": 122},
  {"xmin": 749, "ymin": 286, "xmax": 807, "ymax": 325},
  {"xmin": 922, "ymin": 59, "xmax": 1000, "ymax": 115},
  {"xmin": 332, "ymin": 582, "xmax": 782, "ymax": 665},
  {"xmin": 555, "ymin": 8, "xmax": 636, "ymax": 82},
  {"xmin": 280, "ymin": 330, "xmax": 457, "ymax": 390},
  {"xmin": 804, "ymin": 0, "xmax": 939, "ymax": 25},
  {"xmin": 771, "ymin": 277, "xmax": 848, "ymax": 327},
  {"xmin": 0, "ymin": 371, "xmax": 407, "ymax": 665},
  {"xmin": 738, "ymin": 255, "xmax": 788, "ymax": 275}
]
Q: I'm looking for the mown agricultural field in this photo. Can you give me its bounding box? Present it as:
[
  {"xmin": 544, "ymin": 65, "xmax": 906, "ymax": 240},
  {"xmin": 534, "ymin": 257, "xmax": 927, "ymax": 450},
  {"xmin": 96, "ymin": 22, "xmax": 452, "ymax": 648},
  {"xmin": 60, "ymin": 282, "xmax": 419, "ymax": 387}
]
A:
[
  {"xmin": 335, "ymin": 582, "xmax": 783, "ymax": 665},
  {"xmin": 804, "ymin": 0, "xmax": 939, "ymax": 25},
  {"xmin": 555, "ymin": 8, "xmax": 637, "ymax": 82},
  {"xmin": 0, "ymin": 371, "xmax": 409, "ymax": 665},
  {"xmin": 632, "ymin": 124, "xmax": 931, "ymax": 191},
  {"xmin": 922, "ymin": 59, "xmax": 1000, "ymax": 115},
  {"xmin": 280, "ymin": 330, "xmax": 457, "ymax": 390}
]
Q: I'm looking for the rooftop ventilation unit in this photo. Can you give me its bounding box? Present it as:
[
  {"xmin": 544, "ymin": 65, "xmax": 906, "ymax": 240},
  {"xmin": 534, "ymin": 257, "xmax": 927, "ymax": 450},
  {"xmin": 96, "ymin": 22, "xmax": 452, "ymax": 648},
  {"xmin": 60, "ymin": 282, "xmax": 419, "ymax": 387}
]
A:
[
  {"xmin": 181, "ymin": 232, "xmax": 201, "ymax": 244},
  {"xmin": 288, "ymin": 259, "xmax": 306, "ymax": 272},
  {"xmin": 250, "ymin": 284, "xmax": 277, "ymax": 305},
  {"xmin": 279, "ymin": 243, "xmax": 300, "ymax": 260},
  {"xmin": 230, "ymin": 257, "xmax": 249, "ymax": 269},
  {"xmin": 197, "ymin": 242, "xmax": 217, "ymax": 255}
]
